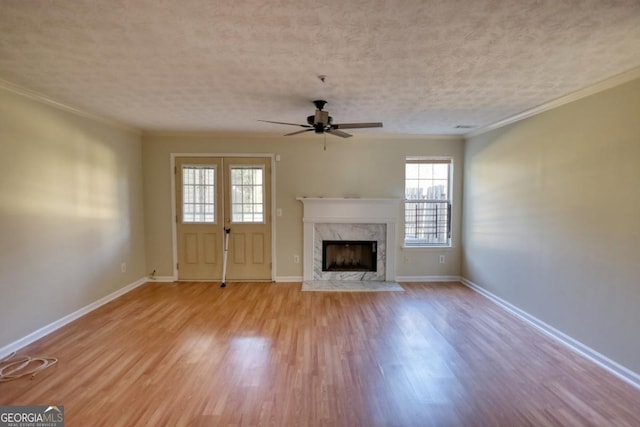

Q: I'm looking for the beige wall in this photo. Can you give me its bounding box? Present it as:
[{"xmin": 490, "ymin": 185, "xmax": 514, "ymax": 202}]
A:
[
  {"xmin": 142, "ymin": 133, "xmax": 464, "ymax": 279},
  {"xmin": 462, "ymin": 78, "xmax": 640, "ymax": 373},
  {"xmin": 0, "ymin": 87, "xmax": 146, "ymax": 349}
]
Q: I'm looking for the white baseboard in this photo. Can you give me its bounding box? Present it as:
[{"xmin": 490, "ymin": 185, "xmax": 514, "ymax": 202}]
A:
[
  {"xmin": 0, "ymin": 277, "xmax": 148, "ymax": 359},
  {"xmin": 148, "ymin": 276, "xmax": 175, "ymax": 282},
  {"xmin": 274, "ymin": 276, "xmax": 303, "ymax": 283},
  {"xmin": 276, "ymin": 276, "xmax": 461, "ymax": 283},
  {"xmin": 396, "ymin": 275, "xmax": 461, "ymax": 282},
  {"xmin": 460, "ymin": 277, "xmax": 640, "ymax": 390},
  {"xmin": 153, "ymin": 276, "xmax": 293, "ymax": 283}
]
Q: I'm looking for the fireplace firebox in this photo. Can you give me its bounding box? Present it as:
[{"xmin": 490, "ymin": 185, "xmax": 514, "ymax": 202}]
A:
[{"xmin": 322, "ymin": 240, "xmax": 377, "ymax": 272}]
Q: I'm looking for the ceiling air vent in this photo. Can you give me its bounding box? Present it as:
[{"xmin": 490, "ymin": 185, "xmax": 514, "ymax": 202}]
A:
[{"xmin": 454, "ymin": 125, "xmax": 474, "ymax": 129}]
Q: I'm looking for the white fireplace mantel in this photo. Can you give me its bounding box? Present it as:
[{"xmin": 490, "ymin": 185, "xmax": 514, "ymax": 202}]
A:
[{"xmin": 297, "ymin": 198, "xmax": 401, "ymax": 281}]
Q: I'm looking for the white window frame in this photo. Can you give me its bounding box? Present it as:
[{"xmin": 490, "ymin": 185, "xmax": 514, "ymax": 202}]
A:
[
  {"xmin": 181, "ymin": 164, "xmax": 217, "ymax": 224},
  {"xmin": 229, "ymin": 164, "xmax": 266, "ymax": 224},
  {"xmin": 403, "ymin": 157, "xmax": 453, "ymax": 248}
]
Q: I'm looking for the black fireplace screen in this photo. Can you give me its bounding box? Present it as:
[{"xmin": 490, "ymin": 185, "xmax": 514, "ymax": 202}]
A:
[{"xmin": 322, "ymin": 240, "xmax": 377, "ymax": 272}]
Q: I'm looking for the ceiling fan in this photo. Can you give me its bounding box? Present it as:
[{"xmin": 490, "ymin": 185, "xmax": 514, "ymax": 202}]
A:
[{"xmin": 259, "ymin": 100, "xmax": 383, "ymax": 138}]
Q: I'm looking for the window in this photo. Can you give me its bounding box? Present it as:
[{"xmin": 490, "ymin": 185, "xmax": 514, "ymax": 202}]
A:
[
  {"xmin": 182, "ymin": 165, "xmax": 216, "ymax": 223},
  {"xmin": 404, "ymin": 158, "xmax": 452, "ymax": 246},
  {"xmin": 230, "ymin": 166, "xmax": 265, "ymax": 223}
]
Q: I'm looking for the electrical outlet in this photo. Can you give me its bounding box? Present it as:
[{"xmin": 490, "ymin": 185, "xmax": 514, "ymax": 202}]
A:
[
  {"xmin": 439, "ymin": 255, "xmax": 445, "ymax": 264},
  {"xmin": 121, "ymin": 262, "xmax": 127, "ymax": 273},
  {"xmin": 293, "ymin": 255, "xmax": 300, "ymax": 264}
]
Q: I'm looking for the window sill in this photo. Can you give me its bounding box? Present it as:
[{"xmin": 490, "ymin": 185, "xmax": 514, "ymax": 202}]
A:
[{"xmin": 401, "ymin": 244, "xmax": 454, "ymax": 250}]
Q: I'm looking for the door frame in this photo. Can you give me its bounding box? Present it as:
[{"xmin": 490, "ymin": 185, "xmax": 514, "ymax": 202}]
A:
[{"xmin": 170, "ymin": 153, "xmax": 277, "ymax": 281}]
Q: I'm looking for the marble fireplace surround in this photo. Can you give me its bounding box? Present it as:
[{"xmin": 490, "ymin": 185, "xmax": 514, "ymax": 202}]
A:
[{"xmin": 297, "ymin": 198, "xmax": 400, "ymax": 281}]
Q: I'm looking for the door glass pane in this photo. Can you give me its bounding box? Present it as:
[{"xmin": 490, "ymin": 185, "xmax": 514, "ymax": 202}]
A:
[
  {"xmin": 182, "ymin": 165, "xmax": 216, "ymax": 223},
  {"xmin": 231, "ymin": 166, "xmax": 264, "ymax": 223}
]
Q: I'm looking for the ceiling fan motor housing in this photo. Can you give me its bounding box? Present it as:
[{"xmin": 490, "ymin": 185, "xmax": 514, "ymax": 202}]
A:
[
  {"xmin": 312, "ymin": 110, "xmax": 332, "ymax": 133},
  {"xmin": 314, "ymin": 110, "xmax": 329, "ymax": 126}
]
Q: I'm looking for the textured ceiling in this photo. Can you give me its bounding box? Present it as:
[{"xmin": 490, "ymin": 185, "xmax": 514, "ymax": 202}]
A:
[{"xmin": 1, "ymin": 0, "xmax": 639, "ymax": 135}]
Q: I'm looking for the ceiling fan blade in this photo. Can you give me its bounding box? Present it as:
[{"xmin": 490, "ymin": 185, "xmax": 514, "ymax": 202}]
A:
[
  {"xmin": 258, "ymin": 120, "xmax": 310, "ymax": 128},
  {"xmin": 332, "ymin": 122, "xmax": 383, "ymax": 129},
  {"xmin": 327, "ymin": 129, "xmax": 352, "ymax": 138},
  {"xmin": 284, "ymin": 129, "xmax": 314, "ymax": 136}
]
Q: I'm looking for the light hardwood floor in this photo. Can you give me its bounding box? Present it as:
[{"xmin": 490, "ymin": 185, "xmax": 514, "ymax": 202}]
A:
[{"xmin": 1, "ymin": 282, "xmax": 639, "ymax": 426}]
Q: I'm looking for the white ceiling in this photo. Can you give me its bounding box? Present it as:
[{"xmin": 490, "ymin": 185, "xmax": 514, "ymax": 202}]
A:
[{"xmin": 1, "ymin": 0, "xmax": 639, "ymax": 135}]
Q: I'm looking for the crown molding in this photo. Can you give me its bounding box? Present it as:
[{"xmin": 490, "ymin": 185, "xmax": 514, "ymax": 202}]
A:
[
  {"xmin": 466, "ymin": 66, "xmax": 640, "ymax": 138},
  {"xmin": 0, "ymin": 78, "xmax": 141, "ymax": 135},
  {"xmin": 8, "ymin": 64, "xmax": 637, "ymax": 142}
]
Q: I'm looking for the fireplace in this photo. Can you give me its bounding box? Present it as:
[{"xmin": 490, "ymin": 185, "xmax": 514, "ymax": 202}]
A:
[
  {"xmin": 322, "ymin": 240, "xmax": 377, "ymax": 272},
  {"xmin": 297, "ymin": 197, "xmax": 400, "ymax": 281}
]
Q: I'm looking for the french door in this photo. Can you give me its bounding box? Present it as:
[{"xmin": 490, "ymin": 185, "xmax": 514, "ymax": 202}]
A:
[{"xmin": 175, "ymin": 156, "xmax": 272, "ymax": 281}]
